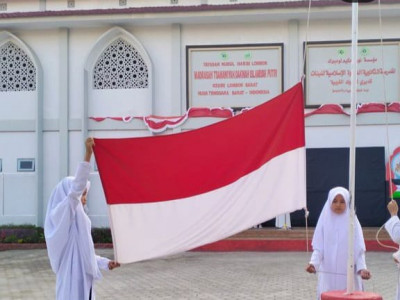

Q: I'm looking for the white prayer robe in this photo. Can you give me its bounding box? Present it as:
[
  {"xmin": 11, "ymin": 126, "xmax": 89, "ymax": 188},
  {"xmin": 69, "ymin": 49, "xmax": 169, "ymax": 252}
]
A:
[
  {"xmin": 45, "ymin": 162, "xmax": 110, "ymax": 300},
  {"xmin": 384, "ymin": 215, "xmax": 400, "ymax": 300},
  {"xmin": 309, "ymin": 187, "xmax": 367, "ymax": 299}
]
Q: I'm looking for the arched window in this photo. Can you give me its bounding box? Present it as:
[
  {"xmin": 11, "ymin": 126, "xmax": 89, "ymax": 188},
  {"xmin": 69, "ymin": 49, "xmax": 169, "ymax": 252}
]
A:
[
  {"xmin": 0, "ymin": 41, "xmax": 36, "ymax": 92},
  {"xmin": 93, "ymin": 38, "xmax": 148, "ymax": 90}
]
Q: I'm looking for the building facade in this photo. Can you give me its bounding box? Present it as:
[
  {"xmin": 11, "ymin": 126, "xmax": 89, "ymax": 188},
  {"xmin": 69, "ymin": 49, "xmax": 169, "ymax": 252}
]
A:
[{"xmin": 0, "ymin": 0, "xmax": 399, "ymax": 226}]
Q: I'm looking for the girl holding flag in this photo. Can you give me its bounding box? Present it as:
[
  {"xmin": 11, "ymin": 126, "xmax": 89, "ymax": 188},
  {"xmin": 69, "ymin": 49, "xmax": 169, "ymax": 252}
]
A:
[{"xmin": 45, "ymin": 137, "xmax": 120, "ymax": 300}]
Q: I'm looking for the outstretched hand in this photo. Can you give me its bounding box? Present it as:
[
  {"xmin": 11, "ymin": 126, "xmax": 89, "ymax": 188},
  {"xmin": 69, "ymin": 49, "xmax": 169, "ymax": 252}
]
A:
[{"xmin": 108, "ymin": 261, "xmax": 120, "ymax": 270}]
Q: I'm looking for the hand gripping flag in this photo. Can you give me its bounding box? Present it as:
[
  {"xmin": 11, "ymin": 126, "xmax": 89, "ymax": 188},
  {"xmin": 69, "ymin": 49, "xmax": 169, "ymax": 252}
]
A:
[{"xmin": 94, "ymin": 82, "xmax": 306, "ymax": 264}]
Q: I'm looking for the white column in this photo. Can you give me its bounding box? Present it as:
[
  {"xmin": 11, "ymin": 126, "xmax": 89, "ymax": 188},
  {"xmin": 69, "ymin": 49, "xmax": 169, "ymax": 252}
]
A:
[
  {"xmin": 275, "ymin": 20, "xmax": 299, "ymax": 229},
  {"xmin": 171, "ymin": 23, "xmax": 182, "ymax": 115},
  {"xmin": 59, "ymin": 28, "xmax": 70, "ymax": 178}
]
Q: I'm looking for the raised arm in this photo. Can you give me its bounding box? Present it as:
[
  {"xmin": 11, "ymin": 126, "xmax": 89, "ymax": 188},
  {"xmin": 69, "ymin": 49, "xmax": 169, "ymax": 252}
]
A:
[{"xmin": 69, "ymin": 137, "xmax": 95, "ymax": 205}]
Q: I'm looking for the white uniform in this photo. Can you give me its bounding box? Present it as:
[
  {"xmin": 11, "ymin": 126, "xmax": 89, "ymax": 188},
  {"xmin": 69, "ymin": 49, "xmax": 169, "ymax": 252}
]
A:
[
  {"xmin": 45, "ymin": 162, "xmax": 110, "ymax": 300},
  {"xmin": 385, "ymin": 215, "xmax": 400, "ymax": 300},
  {"xmin": 309, "ymin": 187, "xmax": 367, "ymax": 299}
]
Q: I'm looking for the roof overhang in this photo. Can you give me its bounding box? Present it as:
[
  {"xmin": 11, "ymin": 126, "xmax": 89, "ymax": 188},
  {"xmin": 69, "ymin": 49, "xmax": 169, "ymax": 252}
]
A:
[{"xmin": 0, "ymin": 1, "xmax": 398, "ymax": 29}]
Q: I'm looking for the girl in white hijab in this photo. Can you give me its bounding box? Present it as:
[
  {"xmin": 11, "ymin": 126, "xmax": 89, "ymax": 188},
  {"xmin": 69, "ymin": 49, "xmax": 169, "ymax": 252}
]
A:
[
  {"xmin": 305, "ymin": 187, "xmax": 371, "ymax": 299},
  {"xmin": 45, "ymin": 138, "xmax": 119, "ymax": 300}
]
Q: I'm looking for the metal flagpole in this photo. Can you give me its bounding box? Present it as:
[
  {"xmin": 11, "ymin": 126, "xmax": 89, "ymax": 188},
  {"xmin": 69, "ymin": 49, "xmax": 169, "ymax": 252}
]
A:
[
  {"xmin": 346, "ymin": 1, "xmax": 358, "ymax": 293},
  {"xmin": 341, "ymin": 0, "xmax": 374, "ymax": 295}
]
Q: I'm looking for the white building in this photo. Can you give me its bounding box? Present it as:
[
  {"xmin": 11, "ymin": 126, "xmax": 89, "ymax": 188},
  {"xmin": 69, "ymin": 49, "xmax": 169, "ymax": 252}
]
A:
[{"xmin": 0, "ymin": 0, "xmax": 399, "ymax": 227}]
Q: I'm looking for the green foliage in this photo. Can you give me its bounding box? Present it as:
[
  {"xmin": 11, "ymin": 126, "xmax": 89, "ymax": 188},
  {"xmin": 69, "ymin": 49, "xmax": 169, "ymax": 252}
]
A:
[
  {"xmin": 0, "ymin": 224, "xmax": 36, "ymax": 229},
  {"xmin": 0, "ymin": 225, "xmax": 46, "ymax": 243},
  {"xmin": 91, "ymin": 228, "xmax": 113, "ymax": 243},
  {"xmin": 0, "ymin": 225, "xmax": 42, "ymax": 243},
  {"xmin": 0, "ymin": 224, "xmax": 111, "ymax": 244},
  {"xmin": 3, "ymin": 235, "xmax": 18, "ymax": 243}
]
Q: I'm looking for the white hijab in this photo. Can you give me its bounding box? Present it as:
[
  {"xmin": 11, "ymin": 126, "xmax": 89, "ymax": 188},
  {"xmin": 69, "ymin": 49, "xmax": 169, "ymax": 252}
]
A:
[
  {"xmin": 44, "ymin": 176, "xmax": 101, "ymax": 280},
  {"xmin": 312, "ymin": 186, "xmax": 366, "ymax": 276}
]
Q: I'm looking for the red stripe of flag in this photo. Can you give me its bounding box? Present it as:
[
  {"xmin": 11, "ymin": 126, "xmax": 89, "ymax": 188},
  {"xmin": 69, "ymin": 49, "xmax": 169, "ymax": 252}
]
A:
[{"xmin": 94, "ymin": 83, "xmax": 304, "ymax": 204}]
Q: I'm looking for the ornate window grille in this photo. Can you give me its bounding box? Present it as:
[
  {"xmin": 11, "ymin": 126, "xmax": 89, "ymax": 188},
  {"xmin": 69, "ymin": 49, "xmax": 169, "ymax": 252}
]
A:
[
  {"xmin": 0, "ymin": 42, "xmax": 36, "ymax": 92},
  {"xmin": 93, "ymin": 38, "xmax": 149, "ymax": 90}
]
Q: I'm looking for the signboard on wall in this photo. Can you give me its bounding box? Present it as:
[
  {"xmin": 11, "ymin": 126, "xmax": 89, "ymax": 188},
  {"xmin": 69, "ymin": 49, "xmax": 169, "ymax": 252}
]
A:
[
  {"xmin": 305, "ymin": 40, "xmax": 400, "ymax": 108},
  {"xmin": 387, "ymin": 146, "xmax": 400, "ymax": 199},
  {"xmin": 186, "ymin": 44, "xmax": 283, "ymax": 109}
]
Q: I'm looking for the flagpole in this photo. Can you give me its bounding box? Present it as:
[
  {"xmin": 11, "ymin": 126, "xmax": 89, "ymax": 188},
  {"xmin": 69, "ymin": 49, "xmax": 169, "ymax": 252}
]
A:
[
  {"xmin": 346, "ymin": 1, "xmax": 358, "ymax": 294},
  {"xmin": 322, "ymin": 0, "xmax": 382, "ymax": 298}
]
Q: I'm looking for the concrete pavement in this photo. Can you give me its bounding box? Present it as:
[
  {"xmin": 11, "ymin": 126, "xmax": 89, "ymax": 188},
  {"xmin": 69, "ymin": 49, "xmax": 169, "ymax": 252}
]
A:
[{"xmin": 0, "ymin": 249, "xmax": 398, "ymax": 299}]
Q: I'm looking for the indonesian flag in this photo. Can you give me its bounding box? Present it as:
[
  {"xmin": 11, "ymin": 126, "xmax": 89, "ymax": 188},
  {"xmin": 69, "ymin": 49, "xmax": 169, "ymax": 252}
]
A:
[{"xmin": 93, "ymin": 82, "xmax": 306, "ymax": 264}]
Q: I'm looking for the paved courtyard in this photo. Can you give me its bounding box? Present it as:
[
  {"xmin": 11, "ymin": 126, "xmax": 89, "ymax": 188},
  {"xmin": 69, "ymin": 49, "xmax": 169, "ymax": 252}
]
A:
[{"xmin": 0, "ymin": 249, "xmax": 398, "ymax": 299}]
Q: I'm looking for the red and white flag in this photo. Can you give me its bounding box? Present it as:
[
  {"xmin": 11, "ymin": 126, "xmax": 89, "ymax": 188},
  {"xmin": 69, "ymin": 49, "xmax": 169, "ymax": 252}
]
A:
[{"xmin": 94, "ymin": 82, "xmax": 306, "ymax": 264}]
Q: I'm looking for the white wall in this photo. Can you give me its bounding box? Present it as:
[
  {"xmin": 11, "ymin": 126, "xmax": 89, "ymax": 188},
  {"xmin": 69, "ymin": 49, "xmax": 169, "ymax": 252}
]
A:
[
  {"xmin": 70, "ymin": 27, "xmax": 108, "ymax": 119},
  {"xmin": 42, "ymin": 132, "xmax": 60, "ymax": 217},
  {"xmin": 4, "ymin": 1, "xmax": 41, "ymax": 12},
  {"xmin": 2, "ymin": 0, "xmax": 310, "ymax": 13},
  {"xmin": 45, "ymin": 0, "xmax": 203, "ymax": 10},
  {"xmin": 299, "ymin": 16, "xmax": 400, "ymax": 155},
  {"xmin": 124, "ymin": 25, "xmax": 176, "ymax": 115},
  {"xmin": 0, "ymin": 132, "xmax": 37, "ymax": 225},
  {"xmin": 0, "ymin": 3, "xmax": 399, "ymax": 226},
  {"xmin": 0, "ymin": 132, "xmax": 36, "ymax": 173},
  {"xmin": 12, "ymin": 29, "xmax": 60, "ymax": 119},
  {"xmin": 0, "ymin": 92, "xmax": 36, "ymax": 120}
]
